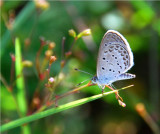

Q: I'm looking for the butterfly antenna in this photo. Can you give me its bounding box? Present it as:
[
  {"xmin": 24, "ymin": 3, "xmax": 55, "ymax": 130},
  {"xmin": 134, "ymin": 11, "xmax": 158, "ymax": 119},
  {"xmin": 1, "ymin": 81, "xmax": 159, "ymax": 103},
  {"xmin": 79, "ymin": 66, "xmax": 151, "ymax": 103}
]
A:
[
  {"xmin": 75, "ymin": 68, "xmax": 93, "ymax": 76},
  {"xmin": 76, "ymin": 78, "xmax": 92, "ymax": 86}
]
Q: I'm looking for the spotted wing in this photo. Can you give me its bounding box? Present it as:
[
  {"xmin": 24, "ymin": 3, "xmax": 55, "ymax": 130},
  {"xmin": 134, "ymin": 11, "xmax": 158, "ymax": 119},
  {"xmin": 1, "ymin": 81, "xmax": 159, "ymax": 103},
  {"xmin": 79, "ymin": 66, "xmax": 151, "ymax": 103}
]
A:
[{"xmin": 96, "ymin": 30, "xmax": 134, "ymax": 83}]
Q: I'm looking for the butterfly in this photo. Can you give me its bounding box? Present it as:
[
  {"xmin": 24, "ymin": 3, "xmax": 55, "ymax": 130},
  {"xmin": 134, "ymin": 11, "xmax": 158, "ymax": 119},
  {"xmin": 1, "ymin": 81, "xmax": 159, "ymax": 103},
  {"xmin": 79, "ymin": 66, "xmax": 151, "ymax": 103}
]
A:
[{"xmin": 91, "ymin": 30, "xmax": 135, "ymax": 89}]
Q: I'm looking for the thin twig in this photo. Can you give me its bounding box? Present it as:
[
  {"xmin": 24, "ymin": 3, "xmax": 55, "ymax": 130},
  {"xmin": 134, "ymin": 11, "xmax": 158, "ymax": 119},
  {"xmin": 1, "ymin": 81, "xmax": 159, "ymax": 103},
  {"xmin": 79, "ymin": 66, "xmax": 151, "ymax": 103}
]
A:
[
  {"xmin": 69, "ymin": 37, "xmax": 77, "ymax": 52},
  {"xmin": 61, "ymin": 37, "xmax": 66, "ymax": 60},
  {"xmin": 36, "ymin": 45, "xmax": 43, "ymax": 79}
]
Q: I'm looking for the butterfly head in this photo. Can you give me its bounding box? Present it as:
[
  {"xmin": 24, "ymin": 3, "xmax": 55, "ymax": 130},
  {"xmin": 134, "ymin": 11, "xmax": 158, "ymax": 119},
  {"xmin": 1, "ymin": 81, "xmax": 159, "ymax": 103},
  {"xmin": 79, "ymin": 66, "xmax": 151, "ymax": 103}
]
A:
[
  {"xmin": 92, "ymin": 75, "xmax": 112, "ymax": 86},
  {"xmin": 91, "ymin": 76, "xmax": 98, "ymax": 84}
]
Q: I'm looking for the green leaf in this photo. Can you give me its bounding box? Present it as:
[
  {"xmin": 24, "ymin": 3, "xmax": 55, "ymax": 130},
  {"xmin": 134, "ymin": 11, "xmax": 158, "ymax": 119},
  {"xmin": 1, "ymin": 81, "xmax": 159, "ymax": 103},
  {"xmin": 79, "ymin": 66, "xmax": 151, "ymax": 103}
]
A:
[{"xmin": 0, "ymin": 86, "xmax": 17, "ymax": 111}]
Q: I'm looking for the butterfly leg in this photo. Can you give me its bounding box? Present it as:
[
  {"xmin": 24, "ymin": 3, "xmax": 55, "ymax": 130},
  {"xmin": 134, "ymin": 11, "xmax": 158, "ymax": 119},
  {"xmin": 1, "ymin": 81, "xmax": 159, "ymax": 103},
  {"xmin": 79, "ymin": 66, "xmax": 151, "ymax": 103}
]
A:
[
  {"xmin": 106, "ymin": 84, "xmax": 123, "ymax": 101},
  {"xmin": 110, "ymin": 84, "xmax": 122, "ymax": 101},
  {"xmin": 96, "ymin": 82, "xmax": 105, "ymax": 95},
  {"xmin": 101, "ymin": 85, "xmax": 105, "ymax": 95}
]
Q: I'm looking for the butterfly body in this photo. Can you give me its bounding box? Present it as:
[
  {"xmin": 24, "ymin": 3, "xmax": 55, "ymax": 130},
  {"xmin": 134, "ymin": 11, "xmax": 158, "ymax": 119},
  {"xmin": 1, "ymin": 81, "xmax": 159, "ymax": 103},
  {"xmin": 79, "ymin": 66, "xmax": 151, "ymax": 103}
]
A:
[{"xmin": 92, "ymin": 30, "xmax": 135, "ymax": 87}]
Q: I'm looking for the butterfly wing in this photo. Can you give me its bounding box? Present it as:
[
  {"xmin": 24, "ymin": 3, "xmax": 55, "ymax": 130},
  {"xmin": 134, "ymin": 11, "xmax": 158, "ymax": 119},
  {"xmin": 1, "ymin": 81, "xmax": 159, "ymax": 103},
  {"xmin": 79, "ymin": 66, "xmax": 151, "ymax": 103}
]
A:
[{"xmin": 96, "ymin": 30, "xmax": 134, "ymax": 84}]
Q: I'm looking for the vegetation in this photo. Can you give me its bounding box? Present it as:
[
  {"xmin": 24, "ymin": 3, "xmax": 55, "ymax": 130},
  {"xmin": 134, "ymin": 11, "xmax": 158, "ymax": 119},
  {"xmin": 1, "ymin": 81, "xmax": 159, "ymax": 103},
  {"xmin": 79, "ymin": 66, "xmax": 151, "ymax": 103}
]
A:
[{"xmin": 1, "ymin": 1, "xmax": 160, "ymax": 134}]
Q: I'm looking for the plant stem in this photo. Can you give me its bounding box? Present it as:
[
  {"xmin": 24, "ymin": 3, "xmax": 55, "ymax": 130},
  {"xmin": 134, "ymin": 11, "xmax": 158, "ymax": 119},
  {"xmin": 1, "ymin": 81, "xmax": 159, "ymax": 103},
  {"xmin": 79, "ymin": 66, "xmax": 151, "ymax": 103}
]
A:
[
  {"xmin": 0, "ymin": 88, "xmax": 125, "ymax": 132},
  {"xmin": 15, "ymin": 38, "xmax": 31, "ymax": 134},
  {"xmin": 61, "ymin": 37, "xmax": 66, "ymax": 59},
  {"xmin": 53, "ymin": 82, "xmax": 93, "ymax": 106},
  {"xmin": 36, "ymin": 45, "xmax": 43, "ymax": 79},
  {"xmin": 136, "ymin": 103, "xmax": 160, "ymax": 134},
  {"xmin": 69, "ymin": 37, "xmax": 77, "ymax": 52}
]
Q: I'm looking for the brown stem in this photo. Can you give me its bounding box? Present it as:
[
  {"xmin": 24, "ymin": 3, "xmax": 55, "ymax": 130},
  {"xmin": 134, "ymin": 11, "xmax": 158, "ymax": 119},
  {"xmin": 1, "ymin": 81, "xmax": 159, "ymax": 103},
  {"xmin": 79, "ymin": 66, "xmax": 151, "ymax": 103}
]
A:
[
  {"xmin": 42, "ymin": 82, "xmax": 94, "ymax": 109},
  {"xmin": 69, "ymin": 37, "xmax": 77, "ymax": 52},
  {"xmin": 61, "ymin": 37, "xmax": 66, "ymax": 60},
  {"xmin": 47, "ymin": 64, "xmax": 51, "ymax": 79},
  {"xmin": 136, "ymin": 103, "xmax": 160, "ymax": 134},
  {"xmin": 10, "ymin": 56, "xmax": 15, "ymax": 90},
  {"xmin": 36, "ymin": 45, "xmax": 43, "ymax": 79}
]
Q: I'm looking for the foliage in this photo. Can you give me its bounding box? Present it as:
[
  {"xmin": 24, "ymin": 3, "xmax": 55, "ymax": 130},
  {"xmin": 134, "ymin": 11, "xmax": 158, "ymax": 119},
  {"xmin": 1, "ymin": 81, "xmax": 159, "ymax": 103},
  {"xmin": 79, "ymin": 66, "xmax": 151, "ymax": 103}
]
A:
[{"xmin": 1, "ymin": 1, "xmax": 160, "ymax": 134}]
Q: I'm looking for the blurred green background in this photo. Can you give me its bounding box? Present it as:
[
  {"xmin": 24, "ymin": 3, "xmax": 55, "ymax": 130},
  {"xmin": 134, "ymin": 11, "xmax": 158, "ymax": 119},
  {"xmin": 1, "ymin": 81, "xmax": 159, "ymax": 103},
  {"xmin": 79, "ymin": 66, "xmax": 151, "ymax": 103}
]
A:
[{"xmin": 1, "ymin": 1, "xmax": 160, "ymax": 134}]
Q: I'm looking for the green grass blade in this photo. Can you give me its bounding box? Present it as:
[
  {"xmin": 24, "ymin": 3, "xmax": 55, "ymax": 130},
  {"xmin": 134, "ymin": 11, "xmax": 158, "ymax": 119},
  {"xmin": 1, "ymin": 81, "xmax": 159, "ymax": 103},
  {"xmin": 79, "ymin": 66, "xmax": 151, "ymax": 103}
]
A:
[
  {"xmin": 15, "ymin": 38, "xmax": 27, "ymax": 116},
  {"xmin": 0, "ymin": 89, "xmax": 123, "ymax": 132},
  {"xmin": 15, "ymin": 38, "xmax": 30, "ymax": 134}
]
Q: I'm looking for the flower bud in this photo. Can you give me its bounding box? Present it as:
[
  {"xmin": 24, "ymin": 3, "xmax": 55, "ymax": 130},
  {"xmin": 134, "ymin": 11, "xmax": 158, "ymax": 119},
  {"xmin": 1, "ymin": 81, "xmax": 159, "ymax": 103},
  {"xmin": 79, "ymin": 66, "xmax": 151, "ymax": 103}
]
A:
[
  {"xmin": 34, "ymin": 0, "xmax": 49, "ymax": 10},
  {"xmin": 40, "ymin": 36, "xmax": 46, "ymax": 46},
  {"xmin": 45, "ymin": 50, "xmax": 53, "ymax": 59},
  {"xmin": 48, "ymin": 77, "xmax": 54, "ymax": 84},
  {"xmin": 65, "ymin": 51, "xmax": 72, "ymax": 58},
  {"xmin": 135, "ymin": 103, "xmax": 145, "ymax": 114},
  {"xmin": 33, "ymin": 97, "xmax": 40, "ymax": 106},
  {"xmin": 61, "ymin": 60, "xmax": 66, "ymax": 68},
  {"xmin": 58, "ymin": 72, "xmax": 65, "ymax": 80},
  {"xmin": 10, "ymin": 53, "xmax": 15, "ymax": 62},
  {"xmin": 77, "ymin": 29, "xmax": 91, "ymax": 39},
  {"xmin": 48, "ymin": 42, "xmax": 56, "ymax": 49},
  {"xmin": 39, "ymin": 73, "xmax": 45, "ymax": 80},
  {"xmin": 49, "ymin": 56, "xmax": 57, "ymax": 65},
  {"xmin": 22, "ymin": 60, "xmax": 33, "ymax": 67},
  {"xmin": 69, "ymin": 29, "xmax": 76, "ymax": 38}
]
